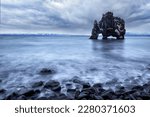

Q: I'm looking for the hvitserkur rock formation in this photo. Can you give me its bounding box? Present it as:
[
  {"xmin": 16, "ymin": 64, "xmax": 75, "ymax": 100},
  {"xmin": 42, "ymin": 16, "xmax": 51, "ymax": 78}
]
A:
[{"xmin": 90, "ymin": 12, "xmax": 126, "ymax": 39}]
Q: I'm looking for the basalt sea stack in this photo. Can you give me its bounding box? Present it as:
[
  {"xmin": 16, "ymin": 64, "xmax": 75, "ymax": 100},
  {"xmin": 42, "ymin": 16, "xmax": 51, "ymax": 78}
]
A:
[{"xmin": 90, "ymin": 12, "xmax": 126, "ymax": 39}]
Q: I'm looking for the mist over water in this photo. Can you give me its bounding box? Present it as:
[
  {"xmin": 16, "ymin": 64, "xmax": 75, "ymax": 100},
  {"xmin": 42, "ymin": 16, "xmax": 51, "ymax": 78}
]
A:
[{"xmin": 0, "ymin": 35, "xmax": 150, "ymax": 93}]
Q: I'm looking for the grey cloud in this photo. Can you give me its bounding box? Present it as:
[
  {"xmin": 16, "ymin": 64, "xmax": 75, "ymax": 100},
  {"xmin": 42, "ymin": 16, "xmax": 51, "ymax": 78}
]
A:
[{"xmin": 0, "ymin": 0, "xmax": 150, "ymax": 34}]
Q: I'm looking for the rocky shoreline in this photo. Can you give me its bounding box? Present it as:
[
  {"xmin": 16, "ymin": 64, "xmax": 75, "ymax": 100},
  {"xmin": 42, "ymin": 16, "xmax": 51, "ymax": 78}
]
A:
[
  {"xmin": 0, "ymin": 79, "xmax": 150, "ymax": 100},
  {"xmin": 0, "ymin": 67, "xmax": 150, "ymax": 100}
]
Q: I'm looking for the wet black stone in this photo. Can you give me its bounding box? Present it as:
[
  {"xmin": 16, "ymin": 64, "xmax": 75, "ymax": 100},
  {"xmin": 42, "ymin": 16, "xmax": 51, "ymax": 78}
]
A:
[
  {"xmin": 5, "ymin": 92, "xmax": 19, "ymax": 100},
  {"xmin": 129, "ymin": 94, "xmax": 136, "ymax": 100},
  {"xmin": 44, "ymin": 80, "xmax": 60, "ymax": 88},
  {"xmin": 121, "ymin": 89, "xmax": 144, "ymax": 100},
  {"xmin": 132, "ymin": 86, "xmax": 143, "ymax": 91},
  {"xmin": 44, "ymin": 80, "xmax": 61, "ymax": 92},
  {"xmin": 136, "ymin": 97, "xmax": 143, "ymax": 100},
  {"xmin": 65, "ymin": 83, "xmax": 73, "ymax": 89},
  {"xmin": 67, "ymin": 89, "xmax": 76, "ymax": 99},
  {"xmin": 55, "ymin": 94, "xmax": 69, "ymax": 100},
  {"xmin": 82, "ymin": 83, "xmax": 91, "ymax": 89},
  {"xmin": 132, "ymin": 91, "xmax": 141, "ymax": 97},
  {"xmin": 72, "ymin": 78, "xmax": 81, "ymax": 84},
  {"xmin": 124, "ymin": 90, "xmax": 136, "ymax": 95},
  {"xmin": 101, "ymin": 90, "xmax": 116, "ymax": 100},
  {"xmin": 77, "ymin": 91, "xmax": 89, "ymax": 100},
  {"xmin": 75, "ymin": 90, "xmax": 80, "ymax": 99},
  {"xmin": 85, "ymin": 87, "xmax": 97, "ymax": 94},
  {"xmin": 117, "ymin": 95, "xmax": 124, "ymax": 99},
  {"xmin": 51, "ymin": 86, "xmax": 61, "ymax": 92},
  {"xmin": 142, "ymin": 84, "xmax": 150, "ymax": 93},
  {"xmin": 32, "ymin": 81, "xmax": 44, "ymax": 88},
  {"xmin": 92, "ymin": 83, "xmax": 104, "ymax": 94},
  {"xmin": 115, "ymin": 86, "xmax": 126, "ymax": 95},
  {"xmin": 67, "ymin": 89, "xmax": 76, "ymax": 93},
  {"xmin": 141, "ymin": 96, "xmax": 150, "ymax": 100},
  {"xmin": 16, "ymin": 87, "xmax": 29, "ymax": 96},
  {"xmin": 66, "ymin": 83, "xmax": 72, "ymax": 87},
  {"xmin": 93, "ymin": 83, "xmax": 102, "ymax": 88},
  {"xmin": 17, "ymin": 95, "xmax": 27, "ymax": 100},
  {"xmin": 23, "ymin": 90, "xmax": 40, "ymax": 97},
  {"xmin": 119, "ymin": 86, "xmax": 125, "ymax": 90},
  {"xmin": 94, "ymin": 95, "xmax": 104, "ymax": 100},
  {"xmin": 37, "ymin": 97, "xmax": 49, "ymax": 100},
  {"xmin": 143, "ymin": 83, "xmax": 149, "ymax": 88},
  {"xmin": 39, "ymin": 68, "xmax": 56, "ymax": 75},
  {"xmin": 0, "ymin": 89, "xmax": 6, "ymax": 94},
  {"xmin": 76, "ymin": 87, "xmax": 98, "ymax": 100},
  {"xmin": 140, "ymin": 92, "xmax": 150, "ymax": 100}
]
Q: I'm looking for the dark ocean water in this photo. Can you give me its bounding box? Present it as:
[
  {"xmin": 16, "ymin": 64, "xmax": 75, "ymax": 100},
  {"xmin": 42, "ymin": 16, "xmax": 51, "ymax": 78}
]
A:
[{"xmin": 0, "ymin": 35, "xmax": 150, "ymax": 94}]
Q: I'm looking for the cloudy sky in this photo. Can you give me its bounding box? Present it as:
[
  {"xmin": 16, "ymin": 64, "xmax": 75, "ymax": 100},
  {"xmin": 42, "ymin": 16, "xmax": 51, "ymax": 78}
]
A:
[{"xmin": 0, "ymin": 0, "xmax": 150, "ymax": 34}]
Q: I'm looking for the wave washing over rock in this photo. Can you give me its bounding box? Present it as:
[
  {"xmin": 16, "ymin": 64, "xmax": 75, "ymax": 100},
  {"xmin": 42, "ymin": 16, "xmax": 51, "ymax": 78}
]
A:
[{"xmin": 0, "ymin": 35, "xmax": 150, "ymax": 99}]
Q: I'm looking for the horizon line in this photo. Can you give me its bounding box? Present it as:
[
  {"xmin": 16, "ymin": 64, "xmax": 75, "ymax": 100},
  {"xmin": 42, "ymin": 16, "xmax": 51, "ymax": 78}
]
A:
[{"xmin": 0, "ymin": 33, "xmax": 150, "ymax": 37}]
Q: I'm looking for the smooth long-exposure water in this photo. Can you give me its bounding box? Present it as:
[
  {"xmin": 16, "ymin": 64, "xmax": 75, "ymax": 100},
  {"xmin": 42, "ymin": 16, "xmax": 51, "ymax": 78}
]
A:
[{"xmin": 0, "ymin": 35, "xmax": 150, "ymax": 95}]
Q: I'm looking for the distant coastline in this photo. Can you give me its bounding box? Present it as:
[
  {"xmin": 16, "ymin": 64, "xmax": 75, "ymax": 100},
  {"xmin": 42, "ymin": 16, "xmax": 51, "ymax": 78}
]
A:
[
  {"xmin": 0, "ymin": 33, "xmax": 150, "ymax": 37},
  {"xmin": 0, "ymin": 34, "xmax": 89, "ymax": 37}
]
